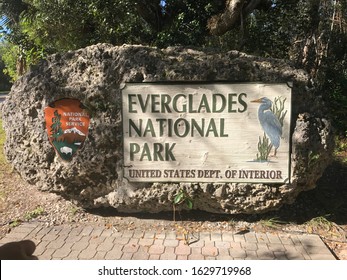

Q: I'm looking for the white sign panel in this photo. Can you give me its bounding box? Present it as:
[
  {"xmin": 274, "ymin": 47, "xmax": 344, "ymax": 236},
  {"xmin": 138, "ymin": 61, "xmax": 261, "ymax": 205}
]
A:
[{"xmin": 122, "ymin": 83, "xmax": 291, "ymax": 183}]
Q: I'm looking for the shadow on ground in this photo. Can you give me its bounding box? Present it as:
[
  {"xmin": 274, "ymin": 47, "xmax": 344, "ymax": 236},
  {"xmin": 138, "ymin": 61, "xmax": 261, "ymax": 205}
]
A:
[{"xmin": 88, "ymin": 160, "xmax": 347, "ymax": 226}]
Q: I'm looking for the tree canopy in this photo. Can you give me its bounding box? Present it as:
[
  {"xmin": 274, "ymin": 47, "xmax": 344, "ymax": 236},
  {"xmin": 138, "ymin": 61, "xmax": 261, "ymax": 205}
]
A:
[{"xmin": 1, "ymin": 0, "xmax": 346, "ymax": 132}]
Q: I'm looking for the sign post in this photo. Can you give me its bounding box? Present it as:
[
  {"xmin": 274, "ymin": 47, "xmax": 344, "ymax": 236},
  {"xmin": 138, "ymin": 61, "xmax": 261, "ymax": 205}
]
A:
[{"xmin": 122, "ymin": 83, "xmax": 291, "ymax": 183}]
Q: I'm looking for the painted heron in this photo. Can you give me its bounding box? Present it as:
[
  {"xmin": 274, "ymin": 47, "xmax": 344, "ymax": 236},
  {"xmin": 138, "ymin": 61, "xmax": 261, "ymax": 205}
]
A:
[{"xmin": 251, "ymin": 97, "xmax": 282, "ymax": 156}]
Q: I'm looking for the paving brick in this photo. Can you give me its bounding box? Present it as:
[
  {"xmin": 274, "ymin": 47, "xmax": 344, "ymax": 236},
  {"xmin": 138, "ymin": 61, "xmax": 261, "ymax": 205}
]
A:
[
  {"xmin": 298, "ymin": 234, "xmax": 325, "ymax": 247},
  {"xmin": 97, "ymin": 239, "xmax": 116, "ymax": 252},
  {"xmin": 274, "ymin": 251, "xmax": 288, "ymax": 260},
  {"xmin": 211, "ymin": 232, "xmax": 222, "ymax": 241},
  {"xmin": 143, "ymin": 231, "xmax": 156, "ymax": 239},
  {"xmin": 256, "ymin": 249, "xmax": 274, "ymax": 260},
  {"xmin": 35, "ymin": 240, "xmax": 50, "ymax": 256},
  {"xmin": 41, "ymin": 233, "xmax": 59, "ymax": 242},
  {"xmin": 245, "ymin": 251, "xmax": 258, "ymax": 259},
  {"xmin": 241, "ymin": 242, "xmax": 257, "ymax": 251},
  {"xmin": 199, "ymin": 232, "xmax": 211, "ymax": 241},
  {"xmin": 165, "ymin": 231, "xmax": 177, "ymax": 240},
  {"xmin": 244, "ymin": 232, "xmax": 257, "ymax": 243},
  {"xmin": 71, "ymin": 236, "xmax": 90, "ymax": 251},
  {"xmin": 177, "ymin": 255, "xmax": 188, "ymax": 260},
  {"xmin": 89, "ymin": 236, "xmax": 106, "ymax": 245},
  {"xmin": 188, "ymin": 239, "xmax": 204, "ymax": 248},
  {"xmin": 149, "ymin": 254, "xmax": 160, "ymax": 260},
  {"xmin": 303, "ymin": 245, "xmax": 333, "ymax": 255},
  {"xmin": 255, "ymin": 232, "xmax": 269, "ymax": 243},
  {"xmin": 188, "ymin": 253, "xmax": 204, "ymax": 260},
  {"xmin": 285, "ymin": 251, "xmax": 305, "ymax": 260},
  {"xmin": 94, "ymin": 251, "xmax": 107, "ymax": 260},
  {"xmin": 39, "ymin": 248, "xmax": 56, "ymax": 260},
  {"xmin": 267, "ymin": 243, "xmax": 285, "ymax": 252},
  {"xmin": 80, "ymin": 226, "xmax": 94, "ymax": 236},
  {"xmin": 222, "ymin": 232, "xmax": 235, "ymax": 242},
  {"xmin": 10, "ymin": 224, "xmax": 36, "ymax": 236},
  {"xmin": 133, "ymin": 230, "xmax": 145, "ymax": 239},
  {"xmin": 266, "ymin": 233, "xmax": 282, "ymax": 244},
  {"xmin": 46, "ymin": 239, "xmax": 65, "ymax": 250},
  {"xmin": 100, "ymin": 229, "xmax": 115, "ymax": 237},
  {"xmin": 215, "ymin": 241, "xmax": 230, "ymax": 249},
  {"xmin": 202, "ymin": 245, "xmax": 218, "ymax": 257},
  {"xmin": 91, "ymin": 227, "xmax": 105, "ymax": 237},
  {"xmin": 65, "ymin": 234, "xmax": 83, "ymax": 244},
  {"xmin": 121, "ymin": 252, "xmax": 133, "ymax": 259},
  {"xmin": 34, "ymin": 227, "xmax": 53, "ymax": 239},
  {"xmin": 122, "ymin": 231, "xmax": 134, "ymax": 238},
  {"xmin": 132, "ymin": 250, "xmax": 150, "ymax": 260},
  {"xmin": 153, "ymin": 239, "xmax": 164, "ymax": 245},
  {"xmin": 233, "ymin": 234, "xmax": 246, "ymax": 242},
  {"xmin": 113, "ymin": 237, "xmax": 130, "ymax": 245},
  {"xmin": 160, "ymin": 247, "xmax": 177, "ymax": 260},
  {"xmin": 105, "ymin": 248, "xmax": 123, "ymax": 260},
  {"xmin": 52, "ymin": 243, "xmax": 73, "ymax": 259},
  {"xmin": 123, "ymin": 242, "xmax": 139, "ymax": 253},
  {"xmin": 69, "ymin": 227, "xmax": 84, "ymax": 236},
  {"xmin": 217, "ymin": 247, "xmax": 233, "ymax": 260},
  {"xmin": 78, "ymin": 243, "xmax": 98, "ymax": 260},
  {"xmin": 229, "ymin": 248, "xmax": 246, "ymax": 258},
  {"xmin": 148, "ymin": 245, "xmax": 165, "ymax": 255},
  {"xmin": 175, "ymin": 241, "xmax": 191, "ymax": 255},
  {"xmin": 278, "ymin": 234, "xmax": 294, "ymax": 245},
  {"xmin": 62, "ymin": 250, "xmax": 80, "ymax": 260},
  {"xmin": 138, "ymin": 238, "xmax": 154, "ymax": 246},
  {"xmin": 164, "ymin": 239, "xmax": 179, "ymax": 247},
  {"xmin": 155, "ymin": 232, "xmax": 166, "ymax": 239},
  {"xmin": 309, "ymin": 254, "xmax": 336, "ymax": 260}
]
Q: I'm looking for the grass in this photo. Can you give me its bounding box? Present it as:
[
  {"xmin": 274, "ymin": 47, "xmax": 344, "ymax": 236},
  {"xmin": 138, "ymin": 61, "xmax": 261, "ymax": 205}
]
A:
[{"xmin": 259, "ymin": 217, "xmax": 285, "ymax": 229}]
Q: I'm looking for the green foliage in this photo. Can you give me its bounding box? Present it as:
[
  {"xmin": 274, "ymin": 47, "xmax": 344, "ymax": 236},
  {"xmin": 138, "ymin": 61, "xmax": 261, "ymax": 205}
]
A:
[
  {"xmin": 24, "ymin": 206, "xmax": 45, "ymax": 221},
  {"xmin": 0, "ymin": 0, "xmax": 346, "ymax": 136},
  {"xmin": 259, "ymin": 217, "xmax": 285, "ymax": 229},
  {"xmin": 0, "ymin": 42, "xmax": 20, "ymax": 81},
  {"xmin": 173, "ymin": 188, "xmax": 193, "ymax": 210}
]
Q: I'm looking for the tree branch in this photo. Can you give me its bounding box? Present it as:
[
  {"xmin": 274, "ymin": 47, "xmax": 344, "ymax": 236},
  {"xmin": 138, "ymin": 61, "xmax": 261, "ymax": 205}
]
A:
[{"xmin": 207, "ymin": 0, "xmax": 271, "ymax": 36}]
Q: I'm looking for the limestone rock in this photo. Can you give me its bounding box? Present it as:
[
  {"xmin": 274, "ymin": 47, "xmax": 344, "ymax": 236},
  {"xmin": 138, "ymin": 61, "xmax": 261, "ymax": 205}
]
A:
[{"xmin": 0, "ymin": 44, "xmax": 333, "ymax": 214}]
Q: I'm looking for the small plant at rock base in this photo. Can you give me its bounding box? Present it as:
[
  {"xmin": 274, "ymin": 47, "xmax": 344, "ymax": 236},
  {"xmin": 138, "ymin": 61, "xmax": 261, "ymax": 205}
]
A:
[
  {"xmin": 259, "ymin": 217, "xmax": 285, "ymax": 229},
  {"xmin": 305, "ymin": 216, "xmax": 333, "ymax": 233},
  {"xmin": 24, "ymin": 206, "xmax": 45, "ymax": 221},
  {"xmin": 172, "ymin": 188, "xmax": 194, "ymax": 222},
  {"xmin": 9, "ymin": 219, "xmax": 21, "ymax": 228}
]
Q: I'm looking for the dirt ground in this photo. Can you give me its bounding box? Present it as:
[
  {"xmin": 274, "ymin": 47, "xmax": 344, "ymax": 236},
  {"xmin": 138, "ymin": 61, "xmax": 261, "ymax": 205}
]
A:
[{"xmin": 1, "ymin": 156, "xmax": 346, "ymax": 260}]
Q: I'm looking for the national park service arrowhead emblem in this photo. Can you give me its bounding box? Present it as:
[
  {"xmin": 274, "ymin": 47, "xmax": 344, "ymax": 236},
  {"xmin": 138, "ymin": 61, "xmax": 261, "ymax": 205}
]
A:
[{"xmin": 44, "ymin": 99, "xmax": 90, "ymax": 161}]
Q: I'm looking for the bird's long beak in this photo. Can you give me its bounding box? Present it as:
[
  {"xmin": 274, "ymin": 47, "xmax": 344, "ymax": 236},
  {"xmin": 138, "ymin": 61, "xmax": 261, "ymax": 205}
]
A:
[{"xmin": 251, "ymin": 98, "xmax": 262, "ymax": 103}]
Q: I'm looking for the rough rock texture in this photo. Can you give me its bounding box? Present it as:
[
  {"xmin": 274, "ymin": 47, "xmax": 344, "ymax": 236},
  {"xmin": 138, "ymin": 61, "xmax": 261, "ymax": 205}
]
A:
[{"xmin": 0, "ymin": 44, "xmax": 333, "ymax": 214}]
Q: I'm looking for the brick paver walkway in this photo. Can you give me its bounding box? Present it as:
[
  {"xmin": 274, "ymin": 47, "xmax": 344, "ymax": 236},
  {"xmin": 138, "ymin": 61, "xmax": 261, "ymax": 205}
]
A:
[{"xmin": 0, "ymin": 222, "xmax": 336, "ymax": 260}]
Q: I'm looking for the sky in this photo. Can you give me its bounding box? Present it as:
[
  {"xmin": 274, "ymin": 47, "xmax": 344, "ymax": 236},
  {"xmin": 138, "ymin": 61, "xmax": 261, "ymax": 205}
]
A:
[{"xmin": 0, "ymin": 15, "xmax": 11, "ymax": 41}]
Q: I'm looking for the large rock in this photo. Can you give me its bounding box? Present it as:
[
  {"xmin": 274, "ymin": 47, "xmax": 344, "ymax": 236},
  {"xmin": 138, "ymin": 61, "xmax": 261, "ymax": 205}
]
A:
[{"xmin": 0, "ymin": 44, "xmax": 333, "ymax": 214}]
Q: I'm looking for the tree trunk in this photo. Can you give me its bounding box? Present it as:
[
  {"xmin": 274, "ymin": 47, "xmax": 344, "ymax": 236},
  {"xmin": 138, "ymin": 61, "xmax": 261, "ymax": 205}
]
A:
[{"xmin": 207, "ymin": 0, "xmax": 269, "ymax": 36}]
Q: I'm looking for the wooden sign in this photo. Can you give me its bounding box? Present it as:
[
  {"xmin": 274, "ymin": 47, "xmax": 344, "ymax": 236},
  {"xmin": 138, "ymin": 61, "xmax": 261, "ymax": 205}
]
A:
[
  {"xmin": 122, "ymin": 83, "xmax": 292, "ymax": 183},
  {"xmin": 44, "ymin": 99, "xmax": 90, "ymax": 161}
]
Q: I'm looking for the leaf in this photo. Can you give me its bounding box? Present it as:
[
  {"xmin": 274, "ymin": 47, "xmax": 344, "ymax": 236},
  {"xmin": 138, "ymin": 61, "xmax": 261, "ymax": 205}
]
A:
[
  {"xmin": 186, "ymin": 199, "xmax": 193, "ymax": 209},
  {"xmin": 173, "ymin": 192, "xmax": 184, "ymax": 205}
]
